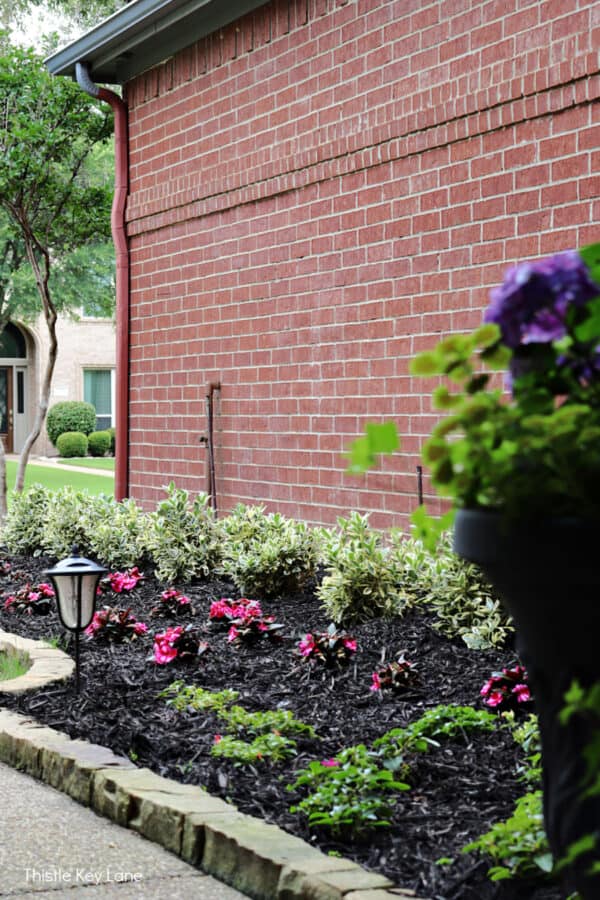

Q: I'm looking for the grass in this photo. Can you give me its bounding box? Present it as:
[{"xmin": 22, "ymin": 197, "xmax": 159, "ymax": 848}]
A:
[
  {"xmin": 56, "ymin": 457, "xmax": 115, "ymax": 472},
  {"xmin": 5, "ymin": 460, "xmax": 114, "ymax": 496},
  {"xmin": 0, "ymin": 650, "xmax": 29, "ymax": 681}
]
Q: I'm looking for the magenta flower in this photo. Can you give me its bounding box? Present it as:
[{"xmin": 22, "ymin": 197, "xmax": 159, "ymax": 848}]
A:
[
  {"xmin": 343, "ymin": 638, "xmax": 357, "ymax": 652},
  {"xmin": 321, "ymin": 759, "xmax": 339, "ymax": 767},
  {"xmin": 512, "ymin": 683, "xmax": 531, "ymax": 703},
  {"xmin": 227, "ymin": 625, "xmax": 239, "ymax": 643},
  {"xmin": 108, "ymin": 567, "xmax": 143, "ymax": 593},
  {"xmin": 298, "ymin": 634, "xmax": 316, "ymax": 656},
  {"xmin": 133, "ymin": 622, "xmax": 148, "ymax": 635},
  {"xmin": 370, "ymin": 672, "xmax": 382, "ymax": 692}
]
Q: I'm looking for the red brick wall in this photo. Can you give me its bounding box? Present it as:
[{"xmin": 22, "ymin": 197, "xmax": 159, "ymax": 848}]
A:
[{"xmin": 125, "ymin": 0, "xmax": 600, "ymax": 528}]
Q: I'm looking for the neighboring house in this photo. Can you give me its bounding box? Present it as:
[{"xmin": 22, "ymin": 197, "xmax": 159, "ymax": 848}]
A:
[
  {"xmin": 47, "ymin": 0, "xmax": 600, "ymax": 527},
  {"xmin": 0, "ymin": 314, "xmax": 115, "ymax": 458}
]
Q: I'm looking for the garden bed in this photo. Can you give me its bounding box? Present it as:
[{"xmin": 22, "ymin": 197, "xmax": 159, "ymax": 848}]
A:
[{"xmin": 0, "ymin": 552, "xmax": 560, "ymax": 900}]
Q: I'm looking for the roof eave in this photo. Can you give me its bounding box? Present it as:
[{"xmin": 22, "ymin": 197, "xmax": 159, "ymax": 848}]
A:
[{"xmin": 45, "ymin": 0, "xmax": 267, "ymax": 84}]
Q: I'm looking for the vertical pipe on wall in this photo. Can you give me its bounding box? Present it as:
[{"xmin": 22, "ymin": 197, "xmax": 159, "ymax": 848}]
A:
[{"xmin": 75, "ymin": 63, "xmax": 129, "ymax": 501}]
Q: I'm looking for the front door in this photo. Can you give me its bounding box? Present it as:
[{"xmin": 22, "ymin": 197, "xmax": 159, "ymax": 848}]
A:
[{"xmin": 0, "ymin": 367, "xmax": 14, "ymax": 452}]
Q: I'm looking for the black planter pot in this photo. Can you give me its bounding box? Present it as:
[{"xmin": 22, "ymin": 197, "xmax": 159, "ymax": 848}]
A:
[{"xmin": 454, "ymin": 508, "xmax": 600, "ymax": 898}]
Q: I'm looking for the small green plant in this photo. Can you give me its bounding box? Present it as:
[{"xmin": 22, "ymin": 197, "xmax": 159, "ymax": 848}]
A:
[
  {"xmin": 145, "ymin": 483, "xmax": 221, "ymax": 583},
  {"xmin": 88, "ymin": 430, "xmax": 111, "ymax": 457},
  {"xmin": 220, "ymin": 505, "xmax": 319, "ymax": 599},
  {"xmin": 374, "ymin": 705, "xmax": 497, "ymax": 769},
  {"xmin": 159, "ymin": 681, "xmax": 239, "ymax": 713},
  {"xmin": 503, "ymin": 712, "xmax": 542, "ymax": 786},
  {"xmin": 423, "ymin": 535, "xmax": 513, "ymax": 649},
  {"xmin": 0, "ymin": 651, "xmax": 29, "ymax": 681},
  {"xmin": 47, "ymin": 400, "xmax": 96, "ymax": 446},
  {"xmin": 288, "ymin": 744, "xmax": 410, "ymax": 835},
  {"xmin": 2, "ymin": 484, "xmax": 51, "ymax": 555},
  {"xmin": 212, "ymin": 732, "xmax": 297, "ymax": 763},
  {"xmin": 462, "ymin": 790, "xmax": 551, "ymax": 882},
  {"xmin": 161, "ymin": 681, "xmax": 315, "ymax": 764},
  {"xmin": 317, "ymin": 512, "xmax": 404, "ymax": 624}
]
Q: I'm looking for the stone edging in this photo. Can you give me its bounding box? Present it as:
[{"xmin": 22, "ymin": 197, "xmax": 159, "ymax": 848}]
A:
[
  {"xmin": 0, "ymin": 631, "xmax": 421, "ymax": 900},
  {"xmin": 0, "ymin": 629, "xmax": 75, "ymax": 693}
]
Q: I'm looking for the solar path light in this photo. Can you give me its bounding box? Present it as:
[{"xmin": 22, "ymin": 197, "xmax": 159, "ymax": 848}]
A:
[{"xmin": 44, "ymin": 546, "xmax": 107, "ymax": 693}]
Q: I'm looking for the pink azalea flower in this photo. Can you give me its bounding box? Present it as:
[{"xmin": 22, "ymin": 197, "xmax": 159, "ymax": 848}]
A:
[
  {"xmin": 133, "ymin": 622, "xmax": 148, "ymax": 635},
  {"xmin": 480, "ymin": 678, "xmax": 495, "ymax": 696},
  {"xmin": 178, "ymin": 595, "xmax": 191, "ymax": 606},
  {"xmin": 161, "ymin": 588, "xmax": 179, "ymax": 601},
  {"xmin": 321, "ymin": 759, "xmax": 339, "ymax": 767},
  {"xmin": 3, "ymin": 596, "xmax": 15, "ymax": 609},
  {"xmin": 213, "ymin": 734, "xmax": 222, "ymax": 744},
  {"xmin": 370, "ymin": 672, "xmax": 382, "ymax": 692},
  {"xmin": 227, "ymin": 625, "xmax": 239, "ymax": 643},
  {"xmin": 343, "ymin": 638, "xmax": 357, "ymax": 652},
  {"xmin": 37, "ymin": 583, "xmax": 55, "ymax": 598},
  {"xmin": 512, "ymin": 683, "xmax": 531, "ymax": 703}
]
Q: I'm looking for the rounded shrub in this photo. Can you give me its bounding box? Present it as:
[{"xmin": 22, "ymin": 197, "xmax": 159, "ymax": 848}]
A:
[
  {"xmin": 56, "ymin": 431, "xmax": 88, "ymax": 458},
  {"xmin": 47, "ymin": 401, "xmax": 96, "ymax": 446},
  {"xmin": 88, "ymin": 430, "xmax": 111, "ymax": 457},
  {"xmin": 106, "ymin": 427, "xmax": 116, "ymax": 454}
]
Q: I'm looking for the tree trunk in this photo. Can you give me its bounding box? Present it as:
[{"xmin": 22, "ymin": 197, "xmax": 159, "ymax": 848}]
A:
[{"xmin": 14, "ymin": 239, "xmax": 58, "ymax": 493}]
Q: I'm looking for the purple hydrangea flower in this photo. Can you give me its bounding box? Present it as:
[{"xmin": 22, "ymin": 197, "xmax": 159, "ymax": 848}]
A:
[{"xmin": 485, "ymin": 251, "xmax": 599, "ymax": 349}]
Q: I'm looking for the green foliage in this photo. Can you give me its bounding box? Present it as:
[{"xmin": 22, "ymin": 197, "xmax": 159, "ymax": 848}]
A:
[
  {"xmin": 220, "ymin": 505, "xmax": 319, "ymax": 599},
  {"xmin": 87, "ymin": 497, "xmax": 149, "ymax": 569},
  {"xmin": 56, "ymin": 431, "xmax": 89, "ymax": 458},
  {"xmin": 317, "ymin": 512, "xmax": 404, "ymax": 624},
  {"xmin": 288, "ymin": 744, "xmax": 410, "ymax": 835},
  {"xmin": 422, "ymin": 534, "xmax": 513, "ymax": 649},
  {"xmin": 560, "ymin": 680, "xmax": 600, "ymax": 799},
  {"xmin": 2, "ymin": 483, "xmax": 50, "ymax": 554},
  {"xmin": 212, "ymin": 732, "xmax": 298, "ymax": 764},
  {"xmin": 88, "ymin": 430, "xmax": 111, "ymax": 457},
  {"xmin": 161, "ymin": 679, "xmax": 315, "ymax": 765},
  {"xmin": 145, "ymin": 483, "xmax": 221, "ymax": 583},
  {"xmin": 462, "ymin": 791, "xmax": 552, "ymax": 882},
  {"xmin": 374, "ymin": 705, "xmax": 497, "ymax": 769},
  {"xmin": 159, "ymin": 682, "xmax": 239, "ymax": 714},
  {"xmin": 42, "ymin": 486, "xmax": 109, "ymax": 558},
  {"xmin": 220, "ymin": 706, "xmax": 316, "ymax": 740},
  {"xmin": 0, "ymin": 650, "xmax": 28, "ymax": 680},
  {"xmin": 504, "ymin": 712, "xmax": 542, "ymax": 787},
  {"xmin": 106, "ymin": 427, "xmax": 116, "ymax": 454},
  {"xmin": 347, "ymin": 422, "xmax": 400, "ymax": 473},
  {"xmin": 47, "ymin": 401, "xmax": 97, "ymax": 446}
]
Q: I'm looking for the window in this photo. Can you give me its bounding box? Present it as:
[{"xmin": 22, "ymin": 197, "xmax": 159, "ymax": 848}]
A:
[
  {"xmin": 0, "ymin": 323, "xmax": 26, "ymax": 358},
  {"xmin": 84, "ymin": 369, "xmax": 114, "ymax": 431}
]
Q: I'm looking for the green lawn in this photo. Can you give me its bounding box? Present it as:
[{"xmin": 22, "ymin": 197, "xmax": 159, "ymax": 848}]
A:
[
  {"xmin": 5, "ymin": 460, "xmax": 114, "ymax": 496},
  {"xmin": 57, "ymin": 457, "xmax": 115, "ymax": 472}
]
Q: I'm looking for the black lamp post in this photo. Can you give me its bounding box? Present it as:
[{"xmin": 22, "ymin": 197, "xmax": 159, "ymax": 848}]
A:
[{"xmin": 44, "ymin": 546, "xmax": 107, "ymax": 693}]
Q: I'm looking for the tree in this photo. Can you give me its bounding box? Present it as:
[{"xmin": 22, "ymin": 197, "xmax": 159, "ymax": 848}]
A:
[{"xmin": 0, "ymin": 40, "xmax": 113, "ymax": 514}]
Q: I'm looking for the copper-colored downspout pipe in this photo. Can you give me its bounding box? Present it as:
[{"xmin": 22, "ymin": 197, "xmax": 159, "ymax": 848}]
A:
[{"xmin": 75, "ymin": 63, "xmax": 129, "ymax": 501}]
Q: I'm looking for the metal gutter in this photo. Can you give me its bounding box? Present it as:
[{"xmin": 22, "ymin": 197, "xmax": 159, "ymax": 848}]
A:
[{"xmin": 45, "ymin": 0, "xmax": 267, "ymax": 84}]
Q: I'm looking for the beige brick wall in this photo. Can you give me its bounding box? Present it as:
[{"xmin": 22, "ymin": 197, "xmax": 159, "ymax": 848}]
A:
[{"xmin": 29, "ymin": 313, "xmax": 116, "ymax": 457}]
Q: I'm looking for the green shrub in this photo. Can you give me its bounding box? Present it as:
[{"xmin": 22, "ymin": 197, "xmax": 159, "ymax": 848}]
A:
[
  {"xmin": 106, "ymin": 427, "xmax": 116, "ymax": 454},
  {"xmin": 56, "ymin": 431, "xmax": 89, "ymax": 458},
  {"xmin": 220, "ymin": 504, "xmax": 320, "ymax": 599},
  {"xmin": 317, "ymin": 512, "xmax": 403, "ymax": 624},
  {"xmin": 2, "ymin": 484, "xmax": 51, "ymax": 555},
  {"xmin": 423, "ymin": 534, "xmax": 513, "ymax": 649},
  {"xmin": 88, "ymin": 430, "xmax": 111, "ymax": 457},
  {"xmin": 47, "ymin": 401, "xmax": 96, "ymax": 446},
  {"xmin": 42, "ymin": 487, "xmax": 110, "ymax": 559},
  {"xmin": 145, "ymin": 483, "xmax": 221, "ymax": 583},
  {"xmin": 86, "ymin": 497, "xmax": 149, "ymax": 569}
]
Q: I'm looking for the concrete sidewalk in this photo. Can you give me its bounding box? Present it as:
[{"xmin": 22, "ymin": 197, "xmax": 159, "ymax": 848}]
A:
[{"xmin": 0, "ymin": 761, "xmax": 245, "ymax": 899}]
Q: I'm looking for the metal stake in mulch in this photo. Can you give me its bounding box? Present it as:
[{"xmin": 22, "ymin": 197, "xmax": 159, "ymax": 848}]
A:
[{"xmin": 44, "ymin": 547, "xmax": 107, "ymax": 694}]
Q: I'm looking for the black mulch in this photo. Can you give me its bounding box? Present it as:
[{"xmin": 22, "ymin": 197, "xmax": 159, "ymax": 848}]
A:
[{"xmin": 0, "ymin": 553, "xmax": 563, "ymax": 900}]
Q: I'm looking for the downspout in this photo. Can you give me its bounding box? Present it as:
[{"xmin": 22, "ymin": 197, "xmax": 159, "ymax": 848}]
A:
[{"xmin": 75, "ymin": 62, "xmax": 129, "ymax": 501}]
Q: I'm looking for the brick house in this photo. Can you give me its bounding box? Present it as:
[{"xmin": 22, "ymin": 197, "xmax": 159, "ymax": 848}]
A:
[
  {"xmin": 47, "ymin": 0, "xmax": 600, "ymax": 527},
  {"xmin": 0, "ymin": 314, "xmax": 115, "ymax": 458}
]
